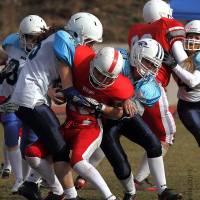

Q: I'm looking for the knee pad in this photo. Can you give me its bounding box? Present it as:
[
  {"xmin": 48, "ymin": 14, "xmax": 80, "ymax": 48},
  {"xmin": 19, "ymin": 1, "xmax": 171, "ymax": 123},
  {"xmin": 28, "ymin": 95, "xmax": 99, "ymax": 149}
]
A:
[
  {"xmin": 52, "ymin": 145, "xmax": 70, "ymax": 163},
  {"xmin": 146, "ymin": 145, "xmax": 162, "ymax": 158}
]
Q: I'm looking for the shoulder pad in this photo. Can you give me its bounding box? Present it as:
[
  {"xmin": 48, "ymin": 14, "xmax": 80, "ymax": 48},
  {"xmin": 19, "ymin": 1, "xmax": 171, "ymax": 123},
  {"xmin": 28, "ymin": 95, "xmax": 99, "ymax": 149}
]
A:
[
  {"xmin": 53, "ymin": 30, "xmax": 76, "ymax": 67},
  {"xmin": 2, "ymin": 33, "xmax": 20, "ymax": 50}
]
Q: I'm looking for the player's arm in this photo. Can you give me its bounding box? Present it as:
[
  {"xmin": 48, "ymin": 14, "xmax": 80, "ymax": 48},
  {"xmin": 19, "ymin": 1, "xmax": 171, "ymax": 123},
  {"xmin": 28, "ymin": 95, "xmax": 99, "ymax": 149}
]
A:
[
  {"xmin": 173, "ymin": 66, "xmax": 200, "ymax": 88},
  {"xmin": 100, "ymin": 104, "xmax": 124, "ymax": 120},
  {"xmin": 166, "ymin": 21, "xmax": 188, "ymax": 63},
  {"xmin": 53, "ymin": 30, "xmax": 88, "ymax": 106},
  {"xmin": 163, "ymin": 53, "xmax": 200, "ymax": 87},
  {"xmin": 172, "ymin": 41, "xmax": 188, "ymax": 63}
]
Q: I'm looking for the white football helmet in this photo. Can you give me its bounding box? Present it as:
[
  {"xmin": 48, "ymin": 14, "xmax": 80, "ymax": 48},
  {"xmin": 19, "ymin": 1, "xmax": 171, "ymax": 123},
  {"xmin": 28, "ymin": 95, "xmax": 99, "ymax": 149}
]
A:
[
  {"xmin": 66, "ymin": 12, "xmax": 103, "ymax": 45},
  {"xmin": 143, "ymin": 0, "xmax": 173, "ymax": 23},
  {"xmin": 19, "ymin": 15, "xmax": 48, "ymax": 52},
  {"xmin": 130, "ymin": 38, "xmax": 164, "ymax": 77},
  {"xmin": 184, "ymin": 20, "xmax": 200, "ymax": 51},
  {"xmin": 89, "ymin": 47, "xmax": 123, "ymax": 89}
]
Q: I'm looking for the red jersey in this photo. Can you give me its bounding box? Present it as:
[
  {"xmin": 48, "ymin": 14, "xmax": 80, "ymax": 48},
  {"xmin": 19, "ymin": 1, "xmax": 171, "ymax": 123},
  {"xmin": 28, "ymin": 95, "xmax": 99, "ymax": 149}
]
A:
[
  {"xmin": 73, "ymin": 45, "xmax": 134, "ymax": 106},
  {"xmin": 128, "ymin": 17, "xmax": 185, "ymax": 87}
]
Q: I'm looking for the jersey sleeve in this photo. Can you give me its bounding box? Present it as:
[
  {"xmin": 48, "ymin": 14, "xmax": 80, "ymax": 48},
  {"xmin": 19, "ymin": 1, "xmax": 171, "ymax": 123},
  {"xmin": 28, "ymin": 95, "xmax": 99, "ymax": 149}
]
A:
[
  {"xmin": 165, "ymin": 19, "xmax": 185, "ymax": 48},
  {"xmin": 53, "ymin": 30, "xmax": 76, "ymax": 67},
  {"xmin": 2, "ymin": 33, "xmax": 20, "ymax": 51}
]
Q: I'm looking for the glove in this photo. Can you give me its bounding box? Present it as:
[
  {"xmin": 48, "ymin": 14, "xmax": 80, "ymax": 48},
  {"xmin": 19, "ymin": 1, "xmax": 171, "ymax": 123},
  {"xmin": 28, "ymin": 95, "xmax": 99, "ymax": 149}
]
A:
[
  {"xmin": 0, "ymin": 60, "xmax": 18, "ymax": 81},
  {"xmin": 163, "ymin": 52, "xmax": 177, "ymax": 69},
  {"xmin": 0, "ymin": 102, "xmax": 19, "ymax": 113},
  {"xmin": 84, "ymin": 97, "xmax": 105, "ymax": 117}
]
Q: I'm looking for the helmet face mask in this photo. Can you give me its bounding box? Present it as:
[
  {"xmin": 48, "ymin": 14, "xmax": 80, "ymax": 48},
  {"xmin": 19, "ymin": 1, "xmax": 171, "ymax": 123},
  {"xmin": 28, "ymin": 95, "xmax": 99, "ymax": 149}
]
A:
[
  {"xmin": 89, "ymin": 64, "xmax": 116, "ymax": 89},
  {"xmin": 66, "ymin": 12, "xmax": 103, "ymax": 45},
  {"xmin": 19, "ymin": 15, "xmax": 47, "ymax": 52},
  {"xmin": 143, "ymin": 0, "xmax": 173, "ymax": 23},
  {"xmin": 19, "ymin": 33, "xmax": 39, "ymax": 52},
  {"xmin": 184, "ymin": 20, "xmax": 200, "ymax": 52},
  {"xmin": 89, "ymin": 47, "xmax": 123, "ymax": 89},
  {"xmin": 130, "ymin": 38, "xmax": 164, "ymax": 77}
]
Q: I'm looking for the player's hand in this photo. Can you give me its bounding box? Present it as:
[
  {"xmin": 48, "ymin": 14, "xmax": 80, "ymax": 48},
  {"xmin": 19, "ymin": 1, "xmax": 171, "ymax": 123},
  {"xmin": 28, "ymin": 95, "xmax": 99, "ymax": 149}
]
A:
[
  {"xmin": 163, "ymin": 52, "xmax": 177, "ymax": 69},
  {"xmin": 48, "ymin": 87, "xmax": 66, "ymax": 105},
  {"xmin": 123, "ymin": 99, "xmax": 137, "ymax": 118}
]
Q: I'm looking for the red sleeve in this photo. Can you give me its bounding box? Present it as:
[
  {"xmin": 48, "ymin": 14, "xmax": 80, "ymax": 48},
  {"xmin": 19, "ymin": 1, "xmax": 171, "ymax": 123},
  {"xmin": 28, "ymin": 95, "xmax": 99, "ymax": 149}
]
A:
[{"xmin": 164, "ymin": 18, "xmax": 185, "ymax": 49}]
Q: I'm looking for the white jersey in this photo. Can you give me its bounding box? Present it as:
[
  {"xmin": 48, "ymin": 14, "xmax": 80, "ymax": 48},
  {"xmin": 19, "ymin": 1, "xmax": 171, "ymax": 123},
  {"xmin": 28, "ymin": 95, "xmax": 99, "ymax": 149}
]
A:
[
  {"xmin": 173, "ymin": 52, "xmax": 200, "ymax": 102},
  {"xmin": 11, "ymin": 30, "xmax": 76, "ymax": 108},
  {"xmin": 0, "ymin": 33, "xmax": 27, "ymax": 98}
]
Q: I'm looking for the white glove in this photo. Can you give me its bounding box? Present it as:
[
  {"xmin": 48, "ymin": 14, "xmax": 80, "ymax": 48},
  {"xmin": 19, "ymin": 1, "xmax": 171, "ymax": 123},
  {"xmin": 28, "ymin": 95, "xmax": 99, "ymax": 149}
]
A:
[{"xmin": 0, "ymin": 102, "xmax": 19, "ymax": 113}]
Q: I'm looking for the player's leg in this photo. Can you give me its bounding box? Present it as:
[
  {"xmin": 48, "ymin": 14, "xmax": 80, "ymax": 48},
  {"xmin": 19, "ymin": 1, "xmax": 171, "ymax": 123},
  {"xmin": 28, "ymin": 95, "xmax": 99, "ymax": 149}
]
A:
[
  {"xmin": 18, "ymin": 126, "xmax": 42, "ymax": 200},
  {"xmin": 2, "ymin": 113, "xmax": 23, "ymax": 193},
  {"xmin": 16, "ymin": 105, "xmax": 80, "ymax": 200},
  {"xmin": 101, "ymin": 119, "xmax": 137, "ymax": 200},
  {"xmin": 25, "ymin": 142, "xmax": 64, "ymax": 199},
  {"xmin": 177, "ymin": 99, "xmax": 200, "ymax": 146},
  {"xmin": 1, "ymin": 141, "xmax": 11, "ymax": 178},
  {"xmin": 65, "ymin": 119, "xmax": 118, "ymax": 200},
  {"xmin": 135, "ymin": 87, "xmax": 175, "ymax": 186},
  {"xmin": 75, "ymin": 147, "xmax": 105, "ymax": 190},
  {"xmin": 123, "ymin": 114, "xmax": 182, "ymax": 199}
]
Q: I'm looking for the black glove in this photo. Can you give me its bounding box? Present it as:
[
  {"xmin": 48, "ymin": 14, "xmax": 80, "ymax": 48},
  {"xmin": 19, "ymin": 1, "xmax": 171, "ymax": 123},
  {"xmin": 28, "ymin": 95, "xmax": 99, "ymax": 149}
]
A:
[
  {"xmin": 83, "ymin": 97, "xmax": 104, "ymax": 117},
  {"xmin": 0, "ymin": 59, "xmax": 18, "ymax": 84},
  {"xmin": 163, "ymin": 52, "xmax": 177, "ymax": 69}
]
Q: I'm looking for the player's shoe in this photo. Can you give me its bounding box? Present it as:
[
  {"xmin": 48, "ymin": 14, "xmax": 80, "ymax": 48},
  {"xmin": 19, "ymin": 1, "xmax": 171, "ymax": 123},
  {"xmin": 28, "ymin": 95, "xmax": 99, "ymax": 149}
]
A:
[
  {"xmin": 75, "ymin": 175, "xmax": 87, "ymax": 190},
  {"xmin": 44, "ymin": 192, "xmax": 65, "ymax": 200},
  {"xmin": 123, "ymin": 193, "xmax": 138, "ymax": 200},
  {"xmin": 18, "ymin": 181, "xmax": 42, "ymax": 200},
  {"xmin": 134, "ymin": 178, "xmax": 158, "ymax": 192},
  {"xmin": 158, "ymin": 188, "xmax": 183, "ymax": 200},
  {"xmin": 1, "ymin": 168, "xmax": 11, "ymax": 179},
  {"xmin": 11, "ymin": 178, "xmax": 24, "ymax": 194}
]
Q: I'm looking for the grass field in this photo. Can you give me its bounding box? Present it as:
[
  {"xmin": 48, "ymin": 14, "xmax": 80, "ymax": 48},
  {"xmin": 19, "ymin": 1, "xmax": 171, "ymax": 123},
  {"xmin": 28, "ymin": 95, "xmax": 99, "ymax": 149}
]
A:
[{"xmin": 0, "ymin": 116, "xmax": 200, "ymax": 200}]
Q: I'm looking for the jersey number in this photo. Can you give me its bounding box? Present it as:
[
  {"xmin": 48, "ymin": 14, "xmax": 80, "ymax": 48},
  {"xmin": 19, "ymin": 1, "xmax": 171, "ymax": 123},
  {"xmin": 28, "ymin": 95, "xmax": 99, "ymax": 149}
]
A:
[{"xmin": 5, "ymin": 59, "xmax": 19, "ymax": 85}]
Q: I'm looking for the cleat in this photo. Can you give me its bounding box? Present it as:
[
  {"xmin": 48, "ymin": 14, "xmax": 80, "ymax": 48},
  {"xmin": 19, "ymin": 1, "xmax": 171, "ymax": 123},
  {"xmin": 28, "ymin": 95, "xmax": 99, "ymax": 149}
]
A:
[
  {"xmin": 158, "ymin": 188, "xmax": 183, "ymax": 200},
  {"xmin": 11, "ymin": 178, "xmax": 24, "ymax": 194},
  {"xmin": 134, "ymin": 178, "xmax": 158, "ymax": 192},
  {"xmin": 1, "ymin": 168, "xmax": 11, "ymax": 179},
  {"xmin": 18, "ymin": 181, "xmax": 42, "ymax": 200},
  {"xmin": 44, "ymin": 192, "xmax": 65, "ymax": 200},
  {"xmin": 75, "ymin": 176, "xmax": 87, "ymax": 190},
  {"xmin": 123, "ymin": 193, "xmax": 138, "ymax": 200}
]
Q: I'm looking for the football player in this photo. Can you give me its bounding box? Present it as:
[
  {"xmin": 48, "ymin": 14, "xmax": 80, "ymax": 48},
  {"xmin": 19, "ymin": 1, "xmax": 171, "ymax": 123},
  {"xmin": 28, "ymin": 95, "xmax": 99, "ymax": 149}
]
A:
[
  {"xmin": 0, "ymin": 15, "xmax": 47, "ymax": 194},
  {"xmin": 128, "ymin": 0, "xmax": 188, "ymax": 190},
  {"xmin": 100, "ymin": 39, "xmax": 182, "ymax": 200},
  {"xmin": 11, "ymin": 12, "xmax": 103, "ymax": 200},
  {"xmin": 24, "ymin": 46, "xmax": 133, "ymax": 200},
  {"xmin": 164, "ymin": 20, "xmax": 200, "ymax": 151}
]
